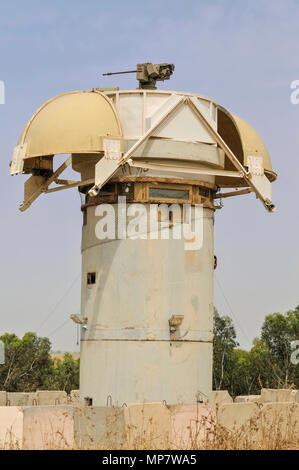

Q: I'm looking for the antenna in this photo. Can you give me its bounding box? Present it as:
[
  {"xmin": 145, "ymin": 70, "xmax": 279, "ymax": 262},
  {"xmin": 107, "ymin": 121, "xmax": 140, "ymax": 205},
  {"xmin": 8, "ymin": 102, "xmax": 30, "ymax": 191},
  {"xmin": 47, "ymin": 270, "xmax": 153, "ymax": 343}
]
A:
[{"xmin": 102, "ymin": 63, "xmax": 175, "ymax": 89}]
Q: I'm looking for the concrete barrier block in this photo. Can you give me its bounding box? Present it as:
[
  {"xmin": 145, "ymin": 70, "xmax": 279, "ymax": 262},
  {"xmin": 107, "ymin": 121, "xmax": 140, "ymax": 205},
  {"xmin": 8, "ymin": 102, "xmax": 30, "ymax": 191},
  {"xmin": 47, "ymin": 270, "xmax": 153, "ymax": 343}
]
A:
[
  {"xmin": 123, "ymin": 403, "xmax": 171, "ymax": 449},
  {"xmin": 0, "ymin": 406, "xmax": 24, "ymax": 449},
  {"xmin": 0, "ymin": 391, "xmax": 7, "ymax": 406},
  {"xmin": 75, "ymin": 403, "xmax": 170, "ymax": 449},
  {"xmin": 74, "ymin": 406, "xmax": 125, "ymax": 449},
  {"xmin": 169, "ymin": 403, "xmax": 215, "ymax": 449},
  {"xmin": 291, "ymin": 390, "xmax": 299, "ymax": 403},
  {"xmin": 22, "ymin": 405, "xmax": 75, "ymax": 450},
  {"xmin": 36, "ymin": 390, "xmax": 68, "ymax": 405},
  {"xmin": 208, "ymin": 390, "xmax": 233, "ymax": 408},
  {"xmin": 235, "ymin": 395, "xmax": 261, "ymax": 403},
  {"xmin": 260, "ymin": 402, "xmax": 299, "ymax": 442},
  {"xmin": 217, "ymin": 402, "xmax": 261, "ymax": 445},
  {"xmin": 260, "ymin": 388, "xmax": 295, "ymax": 403},
  {"xmin": 7, "ymin": 392, "xmax": 36, "ymax": 406}
]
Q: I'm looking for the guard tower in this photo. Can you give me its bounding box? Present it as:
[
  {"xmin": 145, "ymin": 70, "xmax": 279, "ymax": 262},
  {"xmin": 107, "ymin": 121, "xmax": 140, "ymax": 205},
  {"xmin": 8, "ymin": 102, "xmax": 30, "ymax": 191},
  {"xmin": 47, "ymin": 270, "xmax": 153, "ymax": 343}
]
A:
[{"xmin": 10, "ymin": 64, "xmax": 277, "ymax": 406}]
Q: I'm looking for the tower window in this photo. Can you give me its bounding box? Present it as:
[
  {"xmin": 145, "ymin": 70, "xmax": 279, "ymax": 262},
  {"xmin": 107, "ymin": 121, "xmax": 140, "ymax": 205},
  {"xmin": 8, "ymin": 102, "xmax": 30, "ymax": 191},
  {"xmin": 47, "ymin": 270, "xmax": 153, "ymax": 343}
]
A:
[
  {"xmin": 100, "ymin": 183, "xmax": 116, "ymax": 194},
  {"xmin": 118, "ymin": 182, "xmax": 134, "ymax": 200},
  {"xmin": 198, "ymin": 187, "xmax": 211, "ymax": 198},
  {"xmin": 84, "ymin": 396, "xmax": 93, "ymax": 406},
  {"xmin": 149, "ymin": 187, "xmax": 189, "ymax": 200},
  {"xmin": 87, "ymin": 272, "xmax": 96, "ymax": 285}
]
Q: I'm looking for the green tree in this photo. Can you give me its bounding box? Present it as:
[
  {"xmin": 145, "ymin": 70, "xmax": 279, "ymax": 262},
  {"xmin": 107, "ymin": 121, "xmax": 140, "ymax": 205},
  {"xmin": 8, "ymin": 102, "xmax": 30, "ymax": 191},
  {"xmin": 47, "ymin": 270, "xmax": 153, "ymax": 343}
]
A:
[
  {"xmin": 230, "ymin": 348, "xmax": 252, "ymax": 396},
  {"xmin": 0, "ymin": 332, "xmax": 52, "ymax": 392},
  {"xmin": 213, "ymin": 305, "xmax": 299, "ymax": 396},
  {"xmin": 261, "ymin": 307, "xmax": 299, "ymax": 387},
  {"xmin": 243, "ymin": 338, "xmax": 278, "ymax": 393},
  {"xmin": 213, "ymin": 308, "xmax": 238, "ymax": 391},
  {"xmin": 44, "ymin": 353, "xmax": 79, "ymax": 394}
]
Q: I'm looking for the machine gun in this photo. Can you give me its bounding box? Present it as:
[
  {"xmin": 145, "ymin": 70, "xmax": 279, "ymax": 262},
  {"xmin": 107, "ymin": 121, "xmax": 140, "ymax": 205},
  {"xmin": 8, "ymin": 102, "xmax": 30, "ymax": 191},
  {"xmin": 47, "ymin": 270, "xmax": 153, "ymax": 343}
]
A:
[{"xmin": 103, "ymin": 63, "xmax": 175, "ymax": 89}]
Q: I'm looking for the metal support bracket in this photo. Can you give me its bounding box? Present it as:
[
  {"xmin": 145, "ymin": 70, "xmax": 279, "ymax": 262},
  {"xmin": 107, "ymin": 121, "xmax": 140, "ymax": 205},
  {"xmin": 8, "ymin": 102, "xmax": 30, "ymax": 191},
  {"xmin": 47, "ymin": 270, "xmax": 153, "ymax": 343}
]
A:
[
  {"xmin": 128, "ymin": 159, "xmax": 243, "ymax": 178},
  {"xmin": 187, "ymin": 96, "xmax": 276, "ymax": 212},
  {"xmin": 214, "ymin": 188, "xmax": 253, "ymax": 199},
  {"xmin": 88, "ymin": 95, "xmax": 186, "ymax": 196},
  {"xmin": 19, "ymin": 156, "xmax": 72, "ymax": 211}
]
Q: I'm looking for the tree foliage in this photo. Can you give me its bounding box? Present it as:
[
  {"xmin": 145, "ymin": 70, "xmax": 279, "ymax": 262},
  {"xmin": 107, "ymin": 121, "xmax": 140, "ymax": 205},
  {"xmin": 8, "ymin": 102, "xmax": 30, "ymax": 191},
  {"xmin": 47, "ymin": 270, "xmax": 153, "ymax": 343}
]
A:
[
  {"xmin": 44, "ymin": 353, "xmax": 79, "ymax": 394},
  {"xmin": 213, "ymin": 308, "xmax": 238, "ymax": 391},
  {"xmin": 0, "ymin": 332, "xmax": 52, "ymax": 392},
  {"xmin": 0, "ymin": 332, "xmax": 79, "ymax": 393},
  {"xmin": 261, "ymin": 307, "xmax": 299, "ymax": 387},
  {"xmin": 213, "ymin": 306, "xmax": 299, "ymax": 397}
]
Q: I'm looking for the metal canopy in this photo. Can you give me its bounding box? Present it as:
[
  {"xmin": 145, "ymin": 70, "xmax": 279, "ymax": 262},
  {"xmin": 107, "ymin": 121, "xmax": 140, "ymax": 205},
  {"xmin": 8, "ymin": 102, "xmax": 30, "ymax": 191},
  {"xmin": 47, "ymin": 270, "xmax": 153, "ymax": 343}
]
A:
[{"xmin": 11, "ymin": 89, "xmax": 276, "ymax": 213}]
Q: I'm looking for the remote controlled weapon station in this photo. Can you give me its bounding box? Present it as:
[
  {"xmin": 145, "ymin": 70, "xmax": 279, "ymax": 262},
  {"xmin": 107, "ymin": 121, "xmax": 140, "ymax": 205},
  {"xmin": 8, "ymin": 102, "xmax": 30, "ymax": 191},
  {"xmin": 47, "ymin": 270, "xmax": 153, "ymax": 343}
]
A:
[
  {"xmin": 10, "ymin": 63, "xmax": 277, "ymax": 406},
  {"xmin": 103, "ymin": 63, "xmax": 175, "ymax": 90}
]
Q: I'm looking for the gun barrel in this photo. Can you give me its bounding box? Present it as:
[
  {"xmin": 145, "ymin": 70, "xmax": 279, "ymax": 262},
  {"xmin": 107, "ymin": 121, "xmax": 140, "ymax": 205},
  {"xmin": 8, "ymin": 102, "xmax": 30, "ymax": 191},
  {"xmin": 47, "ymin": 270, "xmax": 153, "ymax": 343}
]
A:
[{"xmin": 102, "ymin": 70, "xmax": 137, "ymax": 76}]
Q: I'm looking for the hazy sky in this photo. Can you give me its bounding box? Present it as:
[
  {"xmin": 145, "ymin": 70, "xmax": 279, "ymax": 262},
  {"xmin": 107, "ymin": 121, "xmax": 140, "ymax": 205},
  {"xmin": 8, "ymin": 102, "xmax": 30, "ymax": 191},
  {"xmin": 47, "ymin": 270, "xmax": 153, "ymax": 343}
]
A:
[{"xmin": 0, "ymin": 0, "xmax": 298, "ymax": 351}]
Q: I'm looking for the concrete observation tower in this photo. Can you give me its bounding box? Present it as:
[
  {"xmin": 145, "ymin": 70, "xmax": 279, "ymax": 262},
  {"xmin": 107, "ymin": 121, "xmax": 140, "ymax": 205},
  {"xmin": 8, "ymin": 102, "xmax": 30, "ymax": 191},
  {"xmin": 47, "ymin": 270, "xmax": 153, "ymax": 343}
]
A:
[{"xmin": 10, "ymin": 64, "xmax": 277, "ymax": 406}]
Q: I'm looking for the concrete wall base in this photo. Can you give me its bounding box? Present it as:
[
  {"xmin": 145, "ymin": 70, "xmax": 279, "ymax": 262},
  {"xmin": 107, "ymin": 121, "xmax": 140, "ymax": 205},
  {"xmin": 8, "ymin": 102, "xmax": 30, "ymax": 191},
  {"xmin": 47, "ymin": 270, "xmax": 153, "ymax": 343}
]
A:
[
  {"xmin": 0, "ymin": 403, "xmax": 172, "ymax": 450},
  {"xmin": 0, "ymin": 401, "xmax": 298, "ymax": 450},
  {"xmin": 0, "ymin": 389, "xmax": 298, "ymax": 449},
  {"xmin": 1, "ymin": 391, "xmax": 68, "ymax": 407}
]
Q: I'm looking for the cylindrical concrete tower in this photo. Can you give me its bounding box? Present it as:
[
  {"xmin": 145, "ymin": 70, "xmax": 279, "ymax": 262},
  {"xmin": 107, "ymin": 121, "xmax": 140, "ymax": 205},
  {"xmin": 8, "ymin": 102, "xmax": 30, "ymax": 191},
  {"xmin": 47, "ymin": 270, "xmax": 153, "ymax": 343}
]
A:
[
  {"xmin": 80, "ymin": 197, "xmax": 215, "ymax": 405},
  {"xmin": 11, "ymin": 79, "xmax": 277, "ymax": 407}
]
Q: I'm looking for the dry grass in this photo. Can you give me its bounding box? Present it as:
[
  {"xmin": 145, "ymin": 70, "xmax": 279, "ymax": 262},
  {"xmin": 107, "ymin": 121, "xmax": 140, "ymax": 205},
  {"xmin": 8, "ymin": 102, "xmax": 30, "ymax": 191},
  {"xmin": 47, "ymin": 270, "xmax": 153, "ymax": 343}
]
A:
[
  {"xmin": 0, "ymin": 426, "xmax": 21, "ymax": 450},
  {"xmin": 185, "ymin": 410, "xmax": 299, "ymax": 450}
]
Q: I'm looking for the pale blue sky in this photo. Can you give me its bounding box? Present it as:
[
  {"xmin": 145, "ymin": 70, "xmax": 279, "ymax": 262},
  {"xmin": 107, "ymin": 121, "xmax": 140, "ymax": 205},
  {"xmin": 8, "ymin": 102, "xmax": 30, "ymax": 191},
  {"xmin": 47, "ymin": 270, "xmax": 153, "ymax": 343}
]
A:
[{"xmin": 0, "ymin": 0, "xmax": 298, "ymax": 351}]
